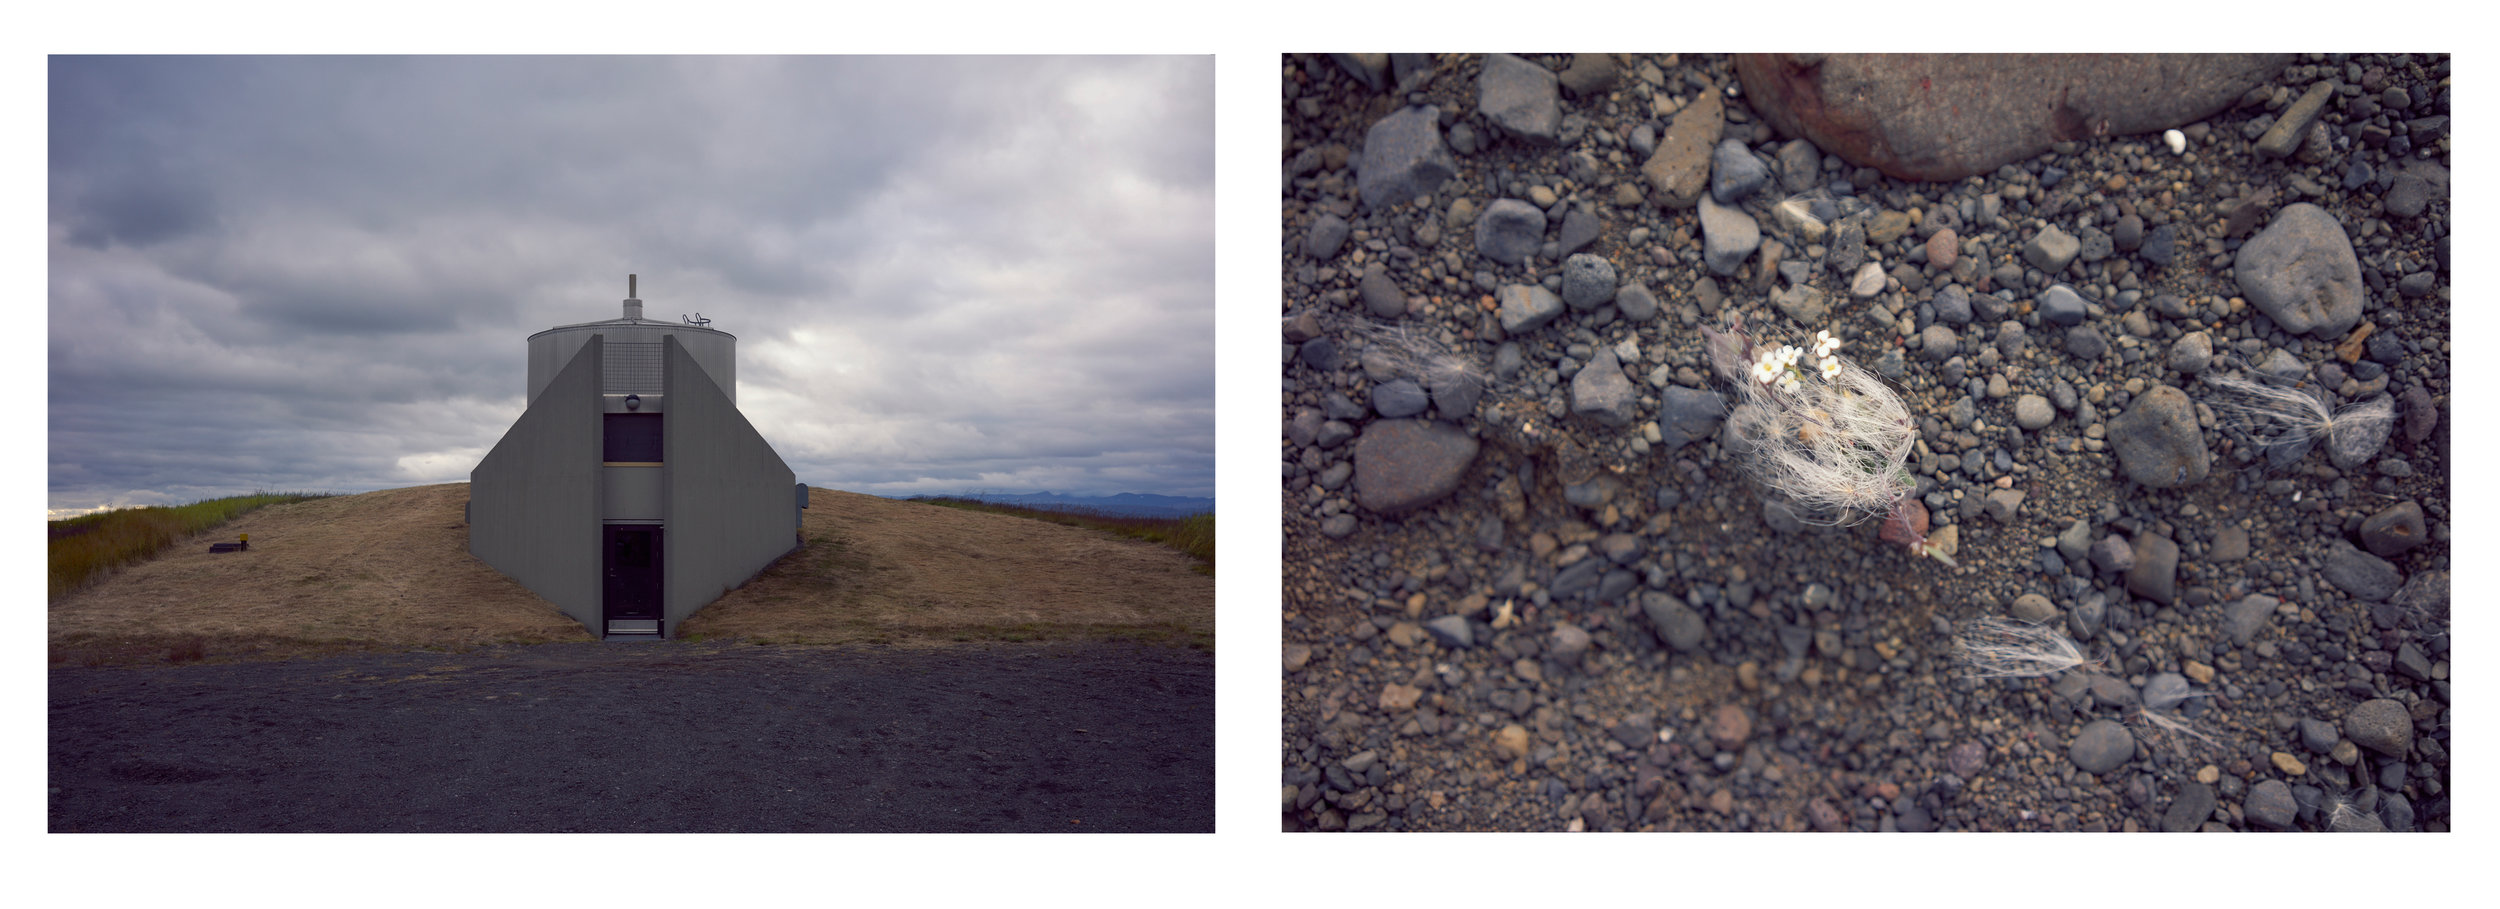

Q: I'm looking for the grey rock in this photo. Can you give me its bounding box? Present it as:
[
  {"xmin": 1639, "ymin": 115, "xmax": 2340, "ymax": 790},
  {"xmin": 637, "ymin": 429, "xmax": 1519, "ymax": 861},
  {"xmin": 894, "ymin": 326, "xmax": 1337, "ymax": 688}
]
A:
[
  {"xmin": 1371, "ymin": 378, "xmax": 1429, "ymax": 419},
  {"xmin": 1305, "ymin": 213, "xmax": 1350, "ymax": 259},
  {"xmin": 2298, "ymin": 717, "xmax": 2339, "ymax": 754},
  {"xmin": 1640, "ymin": 86, "xmax": 1723, "ymax": 209},
  {"xmin": 1318, "ymin": 513, "xmax": 1358, "ymax": 538},
  {"xmin": 2359, "ymin": 500, "xmax": 2427, "ymax": 557},
  {"xmin": 1985, "ymin": 488, "xmax": 2027, "ymax": 523},
  {"xmin": 2014, "ymin": 393, "xmax": 2054, "ymax": 431},
  {"xmin": 1776, "ymin": 139, "xmax": 1822, "ymax": 194},
  {"xmin": 1770, "ymin": 284, "xmax": 1829, "ymax": 326},
  {"xmin": 2112, "ymin": 213, "xmax": 2144, "ymax": 251},
  {"xmin": 1315, "ymin": 420, "xmax": 1357, "ymax": 449},
  {"xmin": 2224, "ymin": 594, "xmax": 2277, "ymax": 647},
  {"xmin": 2403, "ymin": 383, "xmax": 2439, "ymax": 444},
  {"xmin": 2141, "ymin": 672, "xmax": 2194, "ymax": 710},
  {"xmin": 2108, "ymin": 385, "xmax": 2209, "ymax": 488},
  {"xmin": 2169, "ymin": 331, "xmax": 2213, "ymax": 375},
  {"xmin": 1711, "ymin": 139, "xmax": 1770, "ymax": 203},
  {"xmin": 1359, "ymin": 264, "xmax": 1408, "ymax": 318},
  {"xmin": 2139, "ymin": 222, "xmax": 2178, "ymax": 267},
  {"xmin": 1300, "ymin": 337, "xmax": 1340, "ymax": 373},
  {"xmin": 2325, "ymin": 395, "xmax": 2394, "ymax": 469},
  {"xmin": 1352, "ymin": 420, "xmax": 1479, "ymax": 514},
  {"xmin": 2064, "ymin": 325, "xmax": 2107, "ymax": 361},
  {"xmin": 1571, "ymin": 349, "xmax": 1638, "ymax": 427},
  {"xmin": 1920, "ymin": 324, "xmax": 1959, "ymax": 362},
  {"xmin": 1851, "ymin": 262, "xmax": 1887, "ymax": 297},
  {"xmin": 1286, "ymin": 408, "xmax": 1322, "ymax": 447},
  {"xmin": 1330, "ymin": 53, "xmax": 1388, "ymax": 91},
  {"xmin": 2069, "ymin": 719, "xmax": 2135, "ymax": 774},
  {"xmin": 2343, "ymin": 699, "xmax": 2413, "ymax": 758},
  {"xmin": 2039, "ymin": 284, "xmax": 2088, "ymax": 326},
  {"xmin": 1933, "ymin": 284, "xmax": 1973, "ymax": 324},
  {"xmin": 2162, "ymin": 782, "xmax": 2217, "ymax": 832},
  {"xmin": 2011, "ymin": 592, "xmax": 2056, "ymax": 623},
  {"xmin": 2319, "ymin": 539, "xmax": 2402, "ymax": 601},
  {"xmin": 1555, "ymin": 209, "xmax": 1603, "ymax": 257},
  {"xmin": 1641, "ymin": 591, "xmax": 1708, "ymax": 652},
  {"xmin": 1549, "ymin": 623, "xmax": 1593, "ymax": 664},
  {"xmin": 2209, "ymin": 526, "xmax": 2249, "ymax": 561},
  {"xmin": 1356, "ymin": 105, "xmax": 1458, "ymax": 211},
  {"xmin": 1655, "ymin": 386, "xmax": 1729, "ymax": 453},
  {"xmin": 1615, "ymin": 283, "xmax": 1660, "ymax": 322},
  {"xmin": 2127, "ymin": 532, "xmax": 2180, "ymax": 604},
  {"xmin": 1826, "ymin": 221, "xmax": 1867, "ymax": 277},
  {"xmin": 1474, "ymin": 199, "xmax": 1547, "ymax": 266},
  {"xmin": 1556, "ymin": 53, "xmax": 1616, "ymax": 98},
  {"xmin": 2234, "ymin": 203, "xmax": 2365, "ymax": 338},
  {"xmin": 2245, "ymin": 780, "xmax": 2297, "ymax": 830},
  {"xmin": 1560, "ymin": 254, "xmax": 1617, "ymax": 310},
  {"xmin": 1425, "ymin": 614, "xmax": 1474, "ymax": 649},
  {"xmin": 2056, "ymin": 517, "xmax": 2095, "ymax": 564},
  {"xmin": 1430, "ymin": 370, "xmax": 1483, "ymax": 421},
  {"xmin": 2256, "ymin": 80, "xmax": 2336, "ymax": 157},
  {"xmin": 1698, "ymin": 193, "xmax": 1761, "ymax": 276},
  {"xmin": 2026, "ymin": 225, "xmax": 2080, "ymax": 274},
  {"xmin": 1496, "ymin": 284, "xmax": 1564, "ymax": 335},
  {"xmin": 2384, "ymin": 172, "xmax": 2434, "ymax": 218},
  {"xmin": 2090, "ymin": 534, "xmax": 2135, "ymax": 575},
  {"xmin": 1477, "ymin": 53, "xmax": 1560, "ymax": 143}
]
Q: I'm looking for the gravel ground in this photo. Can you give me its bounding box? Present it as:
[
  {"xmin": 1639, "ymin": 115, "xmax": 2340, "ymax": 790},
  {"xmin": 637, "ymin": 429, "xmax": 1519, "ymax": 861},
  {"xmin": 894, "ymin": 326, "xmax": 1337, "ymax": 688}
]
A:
[
  {"xmin": 52, "ymin": 640, "xmax": 1213, "ymax": 832},
  {"xmin": 1281, "ymin": 53, "xmax": 2449, "ymax": 832}
]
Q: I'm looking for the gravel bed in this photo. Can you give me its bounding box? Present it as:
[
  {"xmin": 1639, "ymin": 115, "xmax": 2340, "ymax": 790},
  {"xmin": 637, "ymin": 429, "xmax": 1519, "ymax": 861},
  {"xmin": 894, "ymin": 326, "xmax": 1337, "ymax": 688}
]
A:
[{"xmin": 1281, "ymin": 52, "xmax": 2448, "ymax": 832}]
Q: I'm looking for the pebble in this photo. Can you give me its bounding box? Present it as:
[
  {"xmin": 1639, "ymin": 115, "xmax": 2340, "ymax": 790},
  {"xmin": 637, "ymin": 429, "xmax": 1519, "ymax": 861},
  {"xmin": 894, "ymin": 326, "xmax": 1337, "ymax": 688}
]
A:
[
  {"xmin": 2069, "ymin": 719, "xmax": 2135, "ymax": 774},
  {"xmin": 2126, "ymin": 532, "xmax": 2180, "ymax": 604},
  {"xmin": 1641, "ymin": 591, "xmax": 1708, "ymax": 652},
  {"xmin": 1494, "ymin": 723, "xmax": 1531, "ymax": 760},
  {"xmin": 1356, "ymin": 105, "xmax": 1458, "ymax": 211},
  {"xmin": 1851, "ymin": 261, "xmax": 1886, "ymax": 297},
  {"xmin": 2010, "ymin": 592, "xmax": 2056, "ymax": 623},
  {"xmin": 1474, "ymin": 199, "xmax": 1548, "ymax": 266},
  {"xmin": 1710, "ymin": 139, "xmax": 1769, "ymax": 203},
  {"xmin": 1477, "ymin": 53, "xmax": 1560, "ymax": 143},
  {"xmin": 2089, "ymin": 534, "xmax": 2135, "ymax": 575},
  {"xmin": 2325, "ymin": 395, "xmax": 2395, "ymax": 469},
  {"xmin": 1708, "ymin": 704, "xmax": 1752, "ymax": 750},
  {"xmin": 2319, "ymin": 539, "xmax": 2403, "ymax": 601},
  {"xmin": 1655, "ymin": 387, "xmax": 1729, "ymax": 452},
  {"xmin": 2343, "ymin": 699, "xmax": 2414, "ymax": 758},
  {"xmin": 1359, "ymin": 265, "xmax": 1408, "ymax": 318},
  {"xmin": 1371, "ymin": 379, "xmax": 1429, "ymax": 418},
  {"xmin": 1305, "ymin": 213, "xmax": 1350, "ymax": 259},
  {"xmin": 1352, "ymin": 419, "xmax": 1479, "ymax": 514},
  {"xmin": 2223, "ymin": 594, "xmax": 2278, "ymax": 647},
  {"xmin": 1926, "ymin": 228, "xmax": 1959, "ymax": 271},
  {"xmin": 2141, "ymin": 672, "xmax": 2194, "ymax": 710},
  {"xmin": 2270, "ymin": 751, "xmax": 2307, "ymax": 776},
  {"xmin": 2169, "ymin": 331, "xmax": 2213, "ymax": 375},
  {"xmin": 1496, "ymin": 283, "xmax": 1564, "ymax": 335},
  {"xmin": 2107, "ymin": 385, "xmax": 2210, "ymax": 488},
  {"xmin": 2359, "ymin": 500, "xmax": 2426, "ymax": 556},
  {"xmin": 1697, "ymin": 194, "xmax": 1761, "ymax": 277},
  {"xmin": 1560, "ymin": 254, "xmax": 1617, "ymax": 310},
  {"xmin": 2025, "ymin": 225, "xmax": 2080, "ymax": 274},
  {"xmin": 2139, "ymin": 223, "xmax": 2179, "ymax": 267},
  {"xmin": 2234, "ymin": 202, "xmax": 2366, "ymax": 338},
  {"xmin": 2162, "ymin": 781, "xmax": 2215, "ymax": 831},
  {"xmin": 2246, "ymin": 779, "xmax": 2298, "ymax": 829},
  {"xmin": 2038, "ymin": 285, "xmax": 2088, "ymax": 326},
  {"xmin": 1571, "ymin": 349, "xmax": 1639, "ymax": 427},
  {"xmin": 1933, "ymin": 284, "xmax": 1972, "ymax": 324},
  {"xmin": 1616, "ymin": 283, "xmax": 1660, "ymax": 322}
]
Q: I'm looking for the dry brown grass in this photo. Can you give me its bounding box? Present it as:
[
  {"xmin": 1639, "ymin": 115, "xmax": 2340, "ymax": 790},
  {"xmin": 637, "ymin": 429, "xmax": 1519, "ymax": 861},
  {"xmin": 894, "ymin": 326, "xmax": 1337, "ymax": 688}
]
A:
[{"xmin": 50, "ymin": 483, "xmax": 1214, "ymax": 667}]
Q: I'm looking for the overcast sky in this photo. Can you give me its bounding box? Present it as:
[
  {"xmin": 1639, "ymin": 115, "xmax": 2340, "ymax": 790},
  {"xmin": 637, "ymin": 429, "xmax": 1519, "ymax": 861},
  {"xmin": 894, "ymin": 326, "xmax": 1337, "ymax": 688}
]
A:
[{"xmin": 46, "ymin": 55, "xmax": 1212, "ymax": 517}]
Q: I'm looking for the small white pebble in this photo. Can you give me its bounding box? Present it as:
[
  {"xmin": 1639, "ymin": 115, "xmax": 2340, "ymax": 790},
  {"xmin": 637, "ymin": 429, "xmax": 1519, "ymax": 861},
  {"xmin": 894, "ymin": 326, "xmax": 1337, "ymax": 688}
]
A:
[{"xmin": 2165, "ymin": 129, "xmax": 2187, "ymax": 155}]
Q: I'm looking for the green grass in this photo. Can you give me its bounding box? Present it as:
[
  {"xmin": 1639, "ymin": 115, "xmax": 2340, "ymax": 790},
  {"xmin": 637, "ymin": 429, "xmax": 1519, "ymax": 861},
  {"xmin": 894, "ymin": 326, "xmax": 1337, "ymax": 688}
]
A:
[
  {"xmin": 918, "ymin": 498, "xmax": 1215, "ymax": 576},
  {"xmin": 47, "ymin": 491, "xmax": 332, "ymax": 600}
]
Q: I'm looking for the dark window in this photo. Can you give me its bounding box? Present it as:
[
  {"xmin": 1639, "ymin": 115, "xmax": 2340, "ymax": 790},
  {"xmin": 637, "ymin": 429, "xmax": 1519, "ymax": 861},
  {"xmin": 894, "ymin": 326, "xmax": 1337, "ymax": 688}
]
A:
[{"xmin": 604, "ymin": 413, "xmax": 662, "ymax": 462}]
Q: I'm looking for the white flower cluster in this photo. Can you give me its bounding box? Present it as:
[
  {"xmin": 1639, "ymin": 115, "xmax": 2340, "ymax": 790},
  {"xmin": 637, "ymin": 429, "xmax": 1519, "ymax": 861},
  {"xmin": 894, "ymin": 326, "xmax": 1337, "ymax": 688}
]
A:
[{"xmin": 1751, "ymin": 330, "xmax": 1845, "ymax": 393}]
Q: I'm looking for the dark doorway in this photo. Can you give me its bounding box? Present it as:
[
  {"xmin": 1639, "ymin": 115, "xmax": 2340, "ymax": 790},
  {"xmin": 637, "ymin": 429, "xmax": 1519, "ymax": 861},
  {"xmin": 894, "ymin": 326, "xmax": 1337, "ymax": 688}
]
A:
[{"xmin": 603, "ymin": 525, "xmax": 663, "ymax": 636}]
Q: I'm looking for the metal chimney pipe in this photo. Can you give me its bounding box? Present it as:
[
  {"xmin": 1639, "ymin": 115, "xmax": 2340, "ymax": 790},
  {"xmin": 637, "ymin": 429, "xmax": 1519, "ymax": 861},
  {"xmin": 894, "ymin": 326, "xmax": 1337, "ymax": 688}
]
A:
[{"xmin": 623, "ymin": 273, "xmax": 642, "ymax": 320}]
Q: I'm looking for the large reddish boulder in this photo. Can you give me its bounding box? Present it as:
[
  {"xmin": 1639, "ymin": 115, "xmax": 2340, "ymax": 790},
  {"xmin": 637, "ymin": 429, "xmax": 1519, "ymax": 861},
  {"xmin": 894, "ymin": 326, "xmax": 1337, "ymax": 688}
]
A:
[{"xmin": 1734, "ymin": 53, "xmax": 2289, "ymax": 182}]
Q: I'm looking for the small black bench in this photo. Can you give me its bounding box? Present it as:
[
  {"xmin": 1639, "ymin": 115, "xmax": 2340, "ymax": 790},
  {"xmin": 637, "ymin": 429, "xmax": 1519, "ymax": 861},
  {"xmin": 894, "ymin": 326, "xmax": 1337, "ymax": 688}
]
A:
[{"xmin": 208, "ymin": 541, "xmax": 249, "ymax": 553}]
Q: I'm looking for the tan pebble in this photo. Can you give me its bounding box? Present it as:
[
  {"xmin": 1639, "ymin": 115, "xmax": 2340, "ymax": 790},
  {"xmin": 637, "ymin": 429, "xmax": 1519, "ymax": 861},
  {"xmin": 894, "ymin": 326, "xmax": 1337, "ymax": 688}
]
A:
[
  {"xmin": 1379, "ymin": 683, "xmax": 1423, "ymax": 712},
  {"xmin": 2183, "ymin": 660, "xmax": 2214, "ymax": 685},
  {"xmin": 2272, "ymin": 752, "xmax": 2308, "ymax": 776},
  {"xmin": 1494, "ymin": 724, "xmax": 1531, "ymax": 760},
  {"xmin": 2196, "ymin": 764, "xmax": 2221, "ymax": 784},
  {"xmin": 1736, "ymin": 660, "xmax": 1760, "ymax": 691}
]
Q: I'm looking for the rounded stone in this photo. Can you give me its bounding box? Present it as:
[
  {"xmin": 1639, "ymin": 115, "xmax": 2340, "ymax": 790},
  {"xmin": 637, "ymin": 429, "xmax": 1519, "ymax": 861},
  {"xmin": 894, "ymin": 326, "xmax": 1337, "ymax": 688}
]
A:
[
  {"xmin": 2069, "ymin": 719, "xmax": 2135, "ymax": 774},
  {"xmin": 2234, "ymin": 202, "xmax": 2365, "ymax": 338},
  {"xmin": 1560, "ymin": 254, "xmax": 1618, "ymax": 310},
  {"xmin": 2014, "ymin": 394, "xmax": 2055, "ymax": 430},
  {"xmin": 2169, "ymin": 331, "xmax": 2213, "ymax": 375},
  {"xmin": 2107, "ymin": 384, "xmax": 2210, "ymax": 488},
  {"xmin": 1474, "ymin": 198, "xmax": 1548, "ymax": 266},
  {"xmin": 2343, "ymin": 699, "xmax": 2414, "ymax": 758},
  {"xmin": 1352, "ymin": 419, "xmax": 1480, "ymax": 515}
]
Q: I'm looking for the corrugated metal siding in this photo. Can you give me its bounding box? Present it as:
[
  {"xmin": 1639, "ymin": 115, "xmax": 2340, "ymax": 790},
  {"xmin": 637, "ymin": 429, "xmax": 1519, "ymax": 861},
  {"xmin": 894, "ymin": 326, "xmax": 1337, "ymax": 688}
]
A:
[
  {"xmin": 660, "ymin": 335, "xmax": 798, "ymax": 628},
  {"xmin": 470, "ymin": 335, "xmax": 604, "ymax": 632}
]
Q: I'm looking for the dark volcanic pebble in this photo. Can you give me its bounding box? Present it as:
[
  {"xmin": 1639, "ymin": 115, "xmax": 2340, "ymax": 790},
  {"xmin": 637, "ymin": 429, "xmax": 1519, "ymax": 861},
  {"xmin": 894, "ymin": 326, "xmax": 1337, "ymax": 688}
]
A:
[{"xmin": 1352, "ymin": 419, "xmax": 1479, "ymax": 515}]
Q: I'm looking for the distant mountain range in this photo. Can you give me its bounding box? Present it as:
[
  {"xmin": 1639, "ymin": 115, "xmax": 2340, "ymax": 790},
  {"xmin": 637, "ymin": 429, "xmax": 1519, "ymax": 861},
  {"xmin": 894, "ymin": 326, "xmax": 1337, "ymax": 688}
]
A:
[{"xmin": 898, "ymin": 491, "xmax": 1214, "ymax": 518}]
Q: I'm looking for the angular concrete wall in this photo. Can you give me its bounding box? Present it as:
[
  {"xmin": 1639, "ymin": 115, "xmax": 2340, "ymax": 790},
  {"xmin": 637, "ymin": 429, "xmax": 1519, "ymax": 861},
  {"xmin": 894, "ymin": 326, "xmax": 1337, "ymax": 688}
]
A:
[
  {"xmin": 470, "ymin": 336, "xmax": 605, "ymax": 631},
  {"xmin": 660, "ymin": 335, "xmax": 798, "ymax": 628}
]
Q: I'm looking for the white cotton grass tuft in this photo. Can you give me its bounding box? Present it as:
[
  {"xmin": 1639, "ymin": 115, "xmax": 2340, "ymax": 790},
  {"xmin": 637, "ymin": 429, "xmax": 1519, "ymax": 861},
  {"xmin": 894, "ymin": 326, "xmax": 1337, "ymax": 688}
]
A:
[
  {"xmin": 2134, "ymin": 704, "xmax": 2224, "ymax": 757},
  {"xmin": 1954, "ymin": 616, "xmax": 2097, "ymax": 679},
  {"xmin": 1705, "ymin": 321, "xmax": 1916, "ymax": 526},
  {"xmin": 1348, "ymin": 319, "xmax": 1492, "ymax": 398},
  {"xmin": 2201, "ymin": 366, "xmax": 2395, "ymax": 457}
]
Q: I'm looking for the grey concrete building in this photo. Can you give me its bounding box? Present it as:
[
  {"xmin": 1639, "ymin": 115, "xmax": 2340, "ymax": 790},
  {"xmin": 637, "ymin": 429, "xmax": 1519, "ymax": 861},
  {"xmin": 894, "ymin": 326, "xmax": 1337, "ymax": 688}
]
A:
[{"xmin": 470, "ymin": 277, "xmax": 802, "ymax": 639}]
